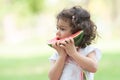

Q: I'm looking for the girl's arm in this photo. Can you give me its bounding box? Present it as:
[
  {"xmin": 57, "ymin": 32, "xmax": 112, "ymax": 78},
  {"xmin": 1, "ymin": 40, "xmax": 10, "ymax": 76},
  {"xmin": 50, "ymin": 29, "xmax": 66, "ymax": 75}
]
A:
[
  {"xmin": 48, "ymin": 41, "xmax": 67, "ymax": 80},
  {"xmin": 71, "ymin": 51, "xmax": 98, "ymax": 73},
  {"xmin": 60, "ymin": 38, "xmax": 98, "ymax": 73},
  {"xmin": 48, "ymin": 55, "xmax": 67, "ymax": 80}
]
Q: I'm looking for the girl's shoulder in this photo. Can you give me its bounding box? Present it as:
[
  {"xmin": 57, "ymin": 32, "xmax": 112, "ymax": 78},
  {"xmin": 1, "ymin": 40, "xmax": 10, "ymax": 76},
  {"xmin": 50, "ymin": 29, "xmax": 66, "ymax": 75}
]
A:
[{"xmin": 80, "ymin": 45, "xmax": 102, "ymax": 61}]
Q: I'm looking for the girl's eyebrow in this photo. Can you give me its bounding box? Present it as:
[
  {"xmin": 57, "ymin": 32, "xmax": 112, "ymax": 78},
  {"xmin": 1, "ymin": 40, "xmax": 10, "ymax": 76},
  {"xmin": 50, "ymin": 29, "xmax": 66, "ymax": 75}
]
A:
[
  {"xmin": 57, "ymin": 25, "xmax": 67, "ymax": 28},
  {"xmin": 57, "ymin": 25, "xmax": 62, "ymax": 27}
]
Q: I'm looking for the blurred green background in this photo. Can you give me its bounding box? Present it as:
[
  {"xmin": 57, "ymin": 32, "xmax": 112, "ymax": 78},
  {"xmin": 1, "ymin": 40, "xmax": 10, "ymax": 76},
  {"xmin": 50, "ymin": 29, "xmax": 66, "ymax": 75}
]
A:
[{"xmin": 0, "ymin": 0, "xmax": 120, "ymax": 80}]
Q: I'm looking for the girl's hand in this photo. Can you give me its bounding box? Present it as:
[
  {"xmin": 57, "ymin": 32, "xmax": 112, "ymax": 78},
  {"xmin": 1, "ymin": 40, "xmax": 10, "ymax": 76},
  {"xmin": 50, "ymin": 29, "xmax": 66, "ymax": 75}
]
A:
[
  {"xmin": 60, "ymin": 38, "xmax": 77, "ymax": 57},
  {"xmin": 52, "ymin": 40, "xmax": 67, "ymax": 57}
]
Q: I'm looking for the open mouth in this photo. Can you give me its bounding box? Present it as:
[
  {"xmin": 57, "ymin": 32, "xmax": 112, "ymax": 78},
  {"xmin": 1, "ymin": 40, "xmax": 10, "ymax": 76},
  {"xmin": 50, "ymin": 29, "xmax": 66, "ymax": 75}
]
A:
[{"xmin": 56, "ymin": 37, "xmax": 60, "ymax": 40}]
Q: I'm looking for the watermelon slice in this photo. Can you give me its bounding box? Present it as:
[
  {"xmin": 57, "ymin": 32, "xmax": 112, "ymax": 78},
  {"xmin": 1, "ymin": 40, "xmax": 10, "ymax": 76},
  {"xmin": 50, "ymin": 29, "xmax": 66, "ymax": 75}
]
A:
[{"xmin": 48, "ymin": 30, "xmax": 84, "ymax": 47}]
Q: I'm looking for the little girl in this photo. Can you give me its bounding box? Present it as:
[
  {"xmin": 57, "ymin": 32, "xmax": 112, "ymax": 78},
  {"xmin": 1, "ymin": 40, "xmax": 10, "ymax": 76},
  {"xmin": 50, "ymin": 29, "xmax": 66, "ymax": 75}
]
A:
[{"xmin": 48, "ymin": 6, "xmax": 101, "ymax": 80}]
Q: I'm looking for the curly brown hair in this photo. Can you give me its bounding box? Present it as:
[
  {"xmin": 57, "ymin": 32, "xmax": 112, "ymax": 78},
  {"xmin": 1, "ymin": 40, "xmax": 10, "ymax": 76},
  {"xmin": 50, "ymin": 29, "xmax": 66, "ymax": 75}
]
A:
[{"xmin": 56, "ymin": 6, "xmax": 97, "ymax": 48}]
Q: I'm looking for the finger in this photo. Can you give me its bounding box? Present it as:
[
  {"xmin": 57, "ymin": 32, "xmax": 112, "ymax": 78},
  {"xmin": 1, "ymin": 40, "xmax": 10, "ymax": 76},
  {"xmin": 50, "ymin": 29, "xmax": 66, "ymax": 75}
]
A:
[
  {"xmin": 65, "ymin": 38, "xmax": 71, "ymax": 44},
  {"xmin": 65, "ymin": 39, "xmax": 68, "ymax": 44},
  {"xmin": 61, "ymin": 41, "xmax": 66, "ymax": 46},
  {"xmin": 52, "ymin": 42, "xmax": 56, "ymax": 48},
  {"xmin": 56, "ymin": 40, "xmax": 60, "ymax": 46},
  {"xmin": 55, "ymin": 41, "xmax": 58, "ymax": 46},
  {"xmin": 69, "ymin": 37, "xmax": 74, "ymax": 44},
  {"xmin": 60, "ymin": 44, "xmax": 66, "ymax": 49}
]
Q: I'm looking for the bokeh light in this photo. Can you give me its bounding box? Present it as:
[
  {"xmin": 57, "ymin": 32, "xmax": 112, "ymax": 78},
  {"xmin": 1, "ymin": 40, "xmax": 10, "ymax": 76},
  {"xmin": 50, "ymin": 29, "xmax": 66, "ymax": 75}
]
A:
[{"xmin": 0, "ymin": 0, "xmax": 120, "ymax": 80}]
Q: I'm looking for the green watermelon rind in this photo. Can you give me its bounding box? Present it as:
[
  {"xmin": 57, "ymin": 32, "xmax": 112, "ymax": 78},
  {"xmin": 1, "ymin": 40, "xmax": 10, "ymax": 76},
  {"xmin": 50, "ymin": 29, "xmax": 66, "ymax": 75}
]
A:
[{"xmin": 74, "ymin": 31, "xmax": 84, "ymax": 46}]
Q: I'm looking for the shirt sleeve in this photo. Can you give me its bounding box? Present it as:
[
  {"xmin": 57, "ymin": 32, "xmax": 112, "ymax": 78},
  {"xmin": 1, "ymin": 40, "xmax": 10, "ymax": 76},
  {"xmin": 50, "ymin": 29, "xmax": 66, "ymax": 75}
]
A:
[
  {"xmin": 84, "ymin": 45, "xmax": 102, "ymax": 61},
  {"xmin": 49, "ymin": 53, "xmax": 59, "ymax": 62}
]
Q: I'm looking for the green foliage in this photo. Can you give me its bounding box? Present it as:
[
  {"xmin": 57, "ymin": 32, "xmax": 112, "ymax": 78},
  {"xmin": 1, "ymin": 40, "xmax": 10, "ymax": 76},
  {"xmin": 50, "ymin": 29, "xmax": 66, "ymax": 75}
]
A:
[
  {"xmin": 28, "ymin": 0, "xmax": 45, "ymax": 14},
  {"xmin": 0, "ymin": 0, "xmax": 45, "ymax": 15},
  {"xmin": 0, "ymin": 50, "xmax": 120, "ymax": 80},
  {"xmin": 0, "ymin": 54, "xmax": 50, "ymax": 80},
  {"xmin": 94, "ymin": 51, "xmax": 120, "ymax": 80}
]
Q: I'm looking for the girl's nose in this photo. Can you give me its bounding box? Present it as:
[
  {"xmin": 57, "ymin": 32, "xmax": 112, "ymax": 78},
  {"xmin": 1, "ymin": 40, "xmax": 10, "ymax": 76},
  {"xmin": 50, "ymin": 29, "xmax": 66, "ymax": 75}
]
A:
[{"xmin": 56, "ymin": 30, "xmax": 60, "ymax": 36}]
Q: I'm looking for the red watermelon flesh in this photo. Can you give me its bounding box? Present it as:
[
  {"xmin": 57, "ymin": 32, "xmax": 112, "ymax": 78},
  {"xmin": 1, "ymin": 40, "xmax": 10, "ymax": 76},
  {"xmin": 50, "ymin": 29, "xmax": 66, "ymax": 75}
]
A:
[{"xmin": 48, "ymin": 30, "xmax": 84, "ymax": 47}]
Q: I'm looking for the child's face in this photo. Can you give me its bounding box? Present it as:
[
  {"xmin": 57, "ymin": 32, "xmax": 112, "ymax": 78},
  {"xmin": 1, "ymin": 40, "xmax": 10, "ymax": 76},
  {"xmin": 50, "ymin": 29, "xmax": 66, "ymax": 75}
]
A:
[{"xmin": 56, "ymin": 19, "xmax": 72, "ymax": 39}]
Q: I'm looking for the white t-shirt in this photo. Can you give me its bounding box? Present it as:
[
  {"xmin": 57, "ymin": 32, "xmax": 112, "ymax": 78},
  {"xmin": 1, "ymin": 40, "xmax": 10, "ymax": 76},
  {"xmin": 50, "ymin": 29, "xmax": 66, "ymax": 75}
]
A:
[{"xmin": 49, "ymin": 45, "xmax": 101, "ymax": 80}]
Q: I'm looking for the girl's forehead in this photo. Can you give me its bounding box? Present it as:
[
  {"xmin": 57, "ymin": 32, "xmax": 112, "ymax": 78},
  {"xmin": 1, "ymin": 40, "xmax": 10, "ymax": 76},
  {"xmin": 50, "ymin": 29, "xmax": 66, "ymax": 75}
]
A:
[{"xmin": 57, "ymin": 18, "xmax": 71, "ymax": 28}]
